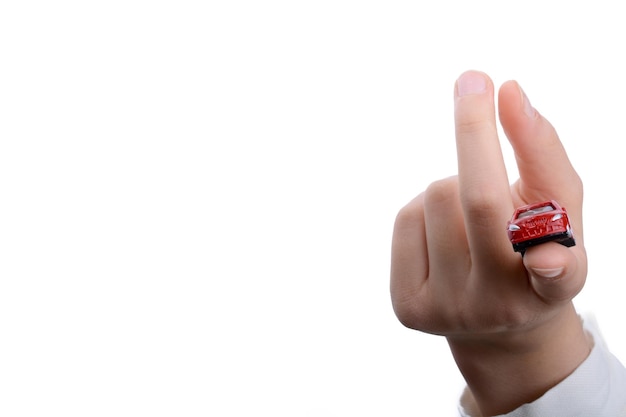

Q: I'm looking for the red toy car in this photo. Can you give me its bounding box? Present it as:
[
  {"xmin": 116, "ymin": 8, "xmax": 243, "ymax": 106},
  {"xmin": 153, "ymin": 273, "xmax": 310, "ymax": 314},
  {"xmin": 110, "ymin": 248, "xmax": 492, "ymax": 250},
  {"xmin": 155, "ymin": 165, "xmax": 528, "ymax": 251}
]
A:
[{"xmin": 507, "ymin": 200, "xmax": 576, "ymax": 253}]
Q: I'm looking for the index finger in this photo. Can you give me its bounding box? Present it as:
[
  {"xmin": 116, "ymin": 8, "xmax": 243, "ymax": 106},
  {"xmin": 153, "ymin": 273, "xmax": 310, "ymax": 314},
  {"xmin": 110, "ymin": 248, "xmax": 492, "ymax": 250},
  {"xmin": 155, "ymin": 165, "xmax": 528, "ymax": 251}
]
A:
[
  {"xmin": 454, "ymin": 71, "xmax": 514, "ymax": 261},
  {"xmin": 498, "ymin": 81, "xmax": 584, "ymax": 241}
]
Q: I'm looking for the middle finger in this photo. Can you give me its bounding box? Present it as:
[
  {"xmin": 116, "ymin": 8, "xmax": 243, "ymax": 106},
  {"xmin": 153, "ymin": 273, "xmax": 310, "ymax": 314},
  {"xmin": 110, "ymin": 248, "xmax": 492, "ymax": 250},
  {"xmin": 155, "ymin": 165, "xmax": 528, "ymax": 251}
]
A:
[{"xmin": 454, "ymin": 71, "xmax": 514, "ymax": 265}]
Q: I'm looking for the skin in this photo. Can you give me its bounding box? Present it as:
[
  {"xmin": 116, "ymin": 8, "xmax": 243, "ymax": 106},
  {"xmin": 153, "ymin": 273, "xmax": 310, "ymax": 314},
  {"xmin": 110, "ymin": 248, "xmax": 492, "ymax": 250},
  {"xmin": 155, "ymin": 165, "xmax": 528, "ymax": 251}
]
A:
[{"xmin": 390, "ymin": 70, "xmax": 591, "ymax": 416}]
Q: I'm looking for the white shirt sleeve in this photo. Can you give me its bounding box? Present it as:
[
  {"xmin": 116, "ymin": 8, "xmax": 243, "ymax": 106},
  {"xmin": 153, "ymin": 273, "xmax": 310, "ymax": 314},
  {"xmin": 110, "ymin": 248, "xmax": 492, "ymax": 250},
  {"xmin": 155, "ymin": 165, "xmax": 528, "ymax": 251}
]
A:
[{"xmin": 458, "ymin": 314, "xmax": 626, "ymax": 417}]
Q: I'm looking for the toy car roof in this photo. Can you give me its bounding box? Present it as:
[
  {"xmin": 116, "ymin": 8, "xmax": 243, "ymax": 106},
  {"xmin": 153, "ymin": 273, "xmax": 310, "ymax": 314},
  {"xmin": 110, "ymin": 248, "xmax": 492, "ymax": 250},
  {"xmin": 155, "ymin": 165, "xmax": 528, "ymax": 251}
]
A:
[{"xmin": 513, "ymin": 200, "xmax": 562, "ymax": 213}]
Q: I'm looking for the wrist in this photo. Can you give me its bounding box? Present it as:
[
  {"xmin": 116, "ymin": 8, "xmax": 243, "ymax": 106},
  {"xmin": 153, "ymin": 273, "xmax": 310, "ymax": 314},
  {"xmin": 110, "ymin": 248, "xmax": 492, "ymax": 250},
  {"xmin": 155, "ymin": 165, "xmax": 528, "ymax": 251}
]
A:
[{"xmin": 447, "ymin": 303, "xmax": 592, "ymax": 416}]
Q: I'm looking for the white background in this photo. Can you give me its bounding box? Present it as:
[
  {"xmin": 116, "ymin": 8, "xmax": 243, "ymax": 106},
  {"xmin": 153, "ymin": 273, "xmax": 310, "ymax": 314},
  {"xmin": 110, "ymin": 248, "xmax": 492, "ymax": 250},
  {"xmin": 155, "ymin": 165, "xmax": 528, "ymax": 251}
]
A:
[{"xmin": 1, "ymin": 1, "xmax": 625, "ymax": 416}]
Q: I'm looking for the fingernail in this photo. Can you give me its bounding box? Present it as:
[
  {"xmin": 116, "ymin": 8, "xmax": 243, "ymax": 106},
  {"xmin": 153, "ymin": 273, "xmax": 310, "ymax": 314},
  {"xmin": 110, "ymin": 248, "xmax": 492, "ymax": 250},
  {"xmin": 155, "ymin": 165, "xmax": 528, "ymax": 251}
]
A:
[
  {"xmin": 519, "ymin": 83, "xmax": 536, "ymax": 118},
  {"xmin": 456, "ymin": 71, "xmax": 487, "ymax": 96},
  {"xmin": 529, "ymin": 267, "xmax": 564, "ymax": 279}
]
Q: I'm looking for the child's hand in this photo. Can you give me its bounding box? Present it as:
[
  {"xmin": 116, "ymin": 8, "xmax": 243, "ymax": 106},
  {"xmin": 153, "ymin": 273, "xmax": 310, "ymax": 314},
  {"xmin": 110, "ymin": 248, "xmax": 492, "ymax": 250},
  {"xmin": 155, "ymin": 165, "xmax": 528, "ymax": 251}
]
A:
[{"xmin": 390, "ymin": 71, "xmax": 591, "ymax": 415}]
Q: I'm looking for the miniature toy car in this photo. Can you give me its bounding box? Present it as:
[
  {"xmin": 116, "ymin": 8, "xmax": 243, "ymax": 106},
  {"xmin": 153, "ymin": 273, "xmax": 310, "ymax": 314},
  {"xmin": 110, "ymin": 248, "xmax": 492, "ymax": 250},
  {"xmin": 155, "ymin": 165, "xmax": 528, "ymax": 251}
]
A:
[{"xmin": 507, "ymin": 200, "xmax": 575, "ymax": 253}]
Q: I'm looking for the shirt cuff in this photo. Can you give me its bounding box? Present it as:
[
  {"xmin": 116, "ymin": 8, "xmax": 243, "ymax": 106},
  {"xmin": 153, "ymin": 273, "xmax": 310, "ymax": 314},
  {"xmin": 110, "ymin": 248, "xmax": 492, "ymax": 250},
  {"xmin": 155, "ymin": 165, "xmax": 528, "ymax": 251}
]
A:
[{"xmin": 458, "ymin": 313, "xmax": 626, "ymax": 417}]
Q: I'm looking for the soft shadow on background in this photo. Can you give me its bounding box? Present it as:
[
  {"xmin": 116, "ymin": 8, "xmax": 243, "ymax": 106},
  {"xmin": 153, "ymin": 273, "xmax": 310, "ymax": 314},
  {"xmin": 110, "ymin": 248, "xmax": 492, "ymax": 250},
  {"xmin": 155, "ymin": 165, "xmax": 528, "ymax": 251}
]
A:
[{"xmin": 1, "ymin": 2, "xmax": 624, "ymax": 415}]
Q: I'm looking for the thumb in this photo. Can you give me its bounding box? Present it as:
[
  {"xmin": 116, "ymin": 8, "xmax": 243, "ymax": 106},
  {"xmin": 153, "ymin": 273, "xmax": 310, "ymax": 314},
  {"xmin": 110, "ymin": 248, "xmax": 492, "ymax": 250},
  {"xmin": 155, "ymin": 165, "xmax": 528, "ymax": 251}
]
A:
[{"xmin": 523, "ymin": 243, "xmax": 586, "ymax": 303}]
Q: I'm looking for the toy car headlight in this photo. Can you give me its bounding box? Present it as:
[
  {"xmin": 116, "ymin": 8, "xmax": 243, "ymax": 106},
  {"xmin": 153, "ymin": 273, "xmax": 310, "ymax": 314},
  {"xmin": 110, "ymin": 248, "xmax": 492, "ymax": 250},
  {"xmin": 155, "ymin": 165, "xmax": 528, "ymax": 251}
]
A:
[
  {"xmin": 551, "ymin": 213, "xmax": 563, "ymax": 221},
  {"xmin": 508, "ymin": 224, "xmax": 520, "ymax": 231}
]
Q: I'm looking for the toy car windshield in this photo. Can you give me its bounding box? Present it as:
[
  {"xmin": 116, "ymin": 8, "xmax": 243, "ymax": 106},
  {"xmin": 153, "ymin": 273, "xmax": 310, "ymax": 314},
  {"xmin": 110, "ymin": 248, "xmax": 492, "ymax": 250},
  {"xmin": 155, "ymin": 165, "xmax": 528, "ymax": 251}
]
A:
[{"xmin": 516, "ymin": 204, "xmax": 556, "ymax": 219}]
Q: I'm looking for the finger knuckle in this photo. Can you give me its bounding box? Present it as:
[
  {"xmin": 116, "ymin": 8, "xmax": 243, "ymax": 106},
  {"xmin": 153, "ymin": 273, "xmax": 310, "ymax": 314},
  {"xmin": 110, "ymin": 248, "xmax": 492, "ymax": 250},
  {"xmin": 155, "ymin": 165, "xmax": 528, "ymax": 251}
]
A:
[
  {"xmin": 393, "ymin": 305, "xmax": 419, "ymax": 329},
  {"xmin": 460, "ymin": 187, "xmax": 502, "ymax": 224},
  {"xmin": 392, "ymin": 297, "xmax": 429, "ymax": 330},
  {"xmin": 456, "ymin": 118, "xmax": 496, "ymax": 138},
  {"xmin": 395, "ymin": 191, "xmax": 430, "ymax": 227},
  {"xmin": 424, "ymin": 177, "xmax": 458, "ymax": 208}
]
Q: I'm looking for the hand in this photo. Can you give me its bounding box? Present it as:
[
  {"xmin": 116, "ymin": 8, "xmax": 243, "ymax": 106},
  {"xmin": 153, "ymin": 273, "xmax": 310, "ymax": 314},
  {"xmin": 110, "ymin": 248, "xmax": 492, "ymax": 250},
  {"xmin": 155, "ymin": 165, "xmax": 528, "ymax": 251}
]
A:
[{"xmin": 390, "ymin": 71, "xmax": 591, "ymax": 415}]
